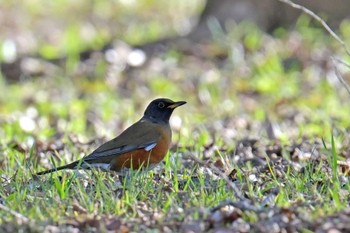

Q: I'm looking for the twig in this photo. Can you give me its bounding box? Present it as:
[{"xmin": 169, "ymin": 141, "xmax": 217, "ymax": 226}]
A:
[
  {"xmin": 277, "ymin": 0, "xmax": 350, "ymax": 97},
  {"xmin": 277, "ymin": 0, "xmax": 350, "ymax": 57},
  {"xmin": 210, "ymin": 200, "xmax": 262, "ymax": 213},
  {"xmin": 333, "ymin": 57, "xmax": 350, "ymax": 70},
  {"xmin": 186, "ymin": 154, "xmax": 245, "ymax": 202},
  {"xmin": 0, "ymin": 203, "xmax": 30, "ymax": 223},
  {"xmin": 332, "ymin": 58, "xmax": 350, "ymax": 96}
]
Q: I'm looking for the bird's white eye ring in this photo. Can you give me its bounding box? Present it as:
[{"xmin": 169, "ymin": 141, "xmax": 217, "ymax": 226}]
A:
[{"xmin": 158, "ymin": 102, "xmax": 165, "ymax": 108}]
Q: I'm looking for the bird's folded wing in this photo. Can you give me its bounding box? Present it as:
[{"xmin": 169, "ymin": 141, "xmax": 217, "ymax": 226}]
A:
[{"xmin": 83, "ymin": 121, "xmax": 160, "ymax": 162}]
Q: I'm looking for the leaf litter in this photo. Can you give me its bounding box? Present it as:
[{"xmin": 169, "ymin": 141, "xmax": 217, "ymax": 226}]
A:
[{"xmin": 1, "ymin": 5, "xmax": 350, "ymax": 232}]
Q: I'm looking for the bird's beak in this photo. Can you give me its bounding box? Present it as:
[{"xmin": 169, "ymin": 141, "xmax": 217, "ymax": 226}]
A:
[{"xmin": 167, "ymin": 101, "xmax": 186, "ymax": 109}]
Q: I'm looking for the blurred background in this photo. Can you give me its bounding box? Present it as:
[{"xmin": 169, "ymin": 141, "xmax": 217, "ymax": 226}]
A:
[{"xmin": 1, "ymin": 0, "xmax": 350, "ymax": 152}]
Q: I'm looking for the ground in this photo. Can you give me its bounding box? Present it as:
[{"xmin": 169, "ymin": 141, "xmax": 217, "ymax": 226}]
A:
[{"xmin": 1, "ymin": 1, "xmax": 350, "ymax": 232}]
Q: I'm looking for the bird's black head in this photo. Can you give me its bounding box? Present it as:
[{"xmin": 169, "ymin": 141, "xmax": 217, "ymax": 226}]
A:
[{"xmin": 143, "ymin": 98, "xmax": 186, "ymax": 123}]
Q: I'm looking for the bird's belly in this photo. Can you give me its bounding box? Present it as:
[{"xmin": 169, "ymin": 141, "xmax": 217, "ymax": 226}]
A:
[{"xmin": 110, "ymin": 135, "xmax": 171, "ymax": 171}]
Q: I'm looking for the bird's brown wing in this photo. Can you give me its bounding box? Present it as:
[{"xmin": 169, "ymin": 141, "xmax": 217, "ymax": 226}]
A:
[{"xmin": 82, "ymin": 120, "xmax": 160, "ymax": 163}]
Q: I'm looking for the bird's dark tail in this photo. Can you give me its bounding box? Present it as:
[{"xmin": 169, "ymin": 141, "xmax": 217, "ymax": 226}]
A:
[{"xmin": 35, "ymin": 161, "xmax": 80, "ymax": 175}]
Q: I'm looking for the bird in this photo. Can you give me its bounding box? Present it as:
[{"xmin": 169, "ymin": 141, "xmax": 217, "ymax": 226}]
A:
[{"xmin": 35, "ymin": 98, "xmax": 186, "ymax": 175}]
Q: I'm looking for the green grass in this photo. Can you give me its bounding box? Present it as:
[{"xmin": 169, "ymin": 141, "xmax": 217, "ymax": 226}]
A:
[
  {"xmin": 1, "ymin": 124, "xmax": 350, "ymax": 231},
  {"xmin": 1, "ymin": 1, "xmax": 350, "ymax": 231}
]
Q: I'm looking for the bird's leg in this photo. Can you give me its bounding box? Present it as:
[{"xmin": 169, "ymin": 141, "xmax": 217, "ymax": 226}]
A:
[{"xmin": 110, "ymin": 168, "xmax": 130, "ymax": 186}]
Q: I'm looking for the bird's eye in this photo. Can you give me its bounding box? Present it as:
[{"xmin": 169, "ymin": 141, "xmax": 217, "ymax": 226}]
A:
[{"xmin": 158, "ymin": 102, "xmax": 165, "ymax": 108}]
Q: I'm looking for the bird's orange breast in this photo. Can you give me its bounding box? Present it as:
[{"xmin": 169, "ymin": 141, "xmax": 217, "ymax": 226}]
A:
[{"xmin": 110, "ymin": 126, "xmax": 171, "ymax": 171}]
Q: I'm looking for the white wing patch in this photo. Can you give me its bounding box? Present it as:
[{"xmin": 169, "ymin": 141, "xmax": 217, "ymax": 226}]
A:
[
  {"xmin": 144, "ymin": 143, "xmax": 157, "ymax": 151},
  {"xmin": 80, "ymin": 162, "xmax": 111, "ymax": 171}
]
